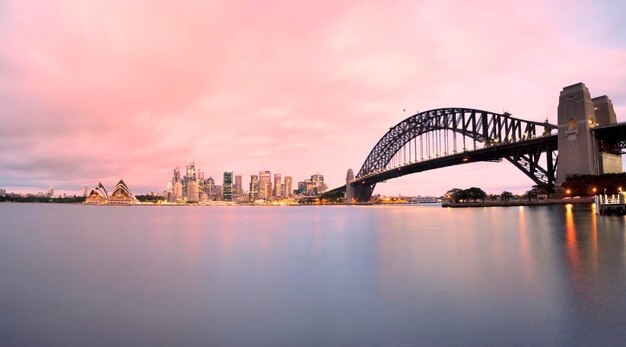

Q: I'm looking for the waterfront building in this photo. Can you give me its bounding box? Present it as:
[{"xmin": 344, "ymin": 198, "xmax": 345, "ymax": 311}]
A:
[
  {"xmin": 214, "ymin": 185, "xmax": 223, "ymax": 200},
  {"xmin": 297, "ymin": 181, "xmax": 306, "ymax": 194},
  {"xmin": 187, "ymin": 181, "xmax": 199, "ymax": 203},
  {"xmin": 300, "ymin": 173, "xmax": 328, "ymax": 196},
  {"xmin": 82, "ymin": 186, "xmax": 88, "ymax": 197},
  {"xmin": 85, "ymin": 182, "xmax": 108, "ymax": 204},
  {"xmin": 183, "ymin": 161, "xmax": 197, "ymax": 201},
  {"xmin": 171, "ymin": 166, "xmax": 183, "ymax": 202},
  {"xmin": 284, "ymin": 176, "xmax": 293, "ymax": 197},
  {"xmin": 274, "ymin": 173, "xmax": 282, "ymax": 197},
  {"xmin": 259, "ymin": 171, "xmax": 272, "ymax": 199},
  {"xmin": 250, "ymin": 175, "xmax": 259, "ymax": 201},
  {"xmin": 166, "ymin": 180, "xmax": 174, "ymax": 202},
  {"xmin": 311, "ymin": 173, "xmax": 328, "ymax": 194},
  {"xmin": 234, "ymin": 175, "xmax": 243, "ymax": 198},
  {"xmin": 47, "ymin": 186, "xmax": 54, "ymax": 198},
  {"xmin": 108, "ymin": 179, "xmax": 136, "ymax": 205},
  {"xmin": 204, "ymin": 177, "xmax": 215, "ymax": 200},
  {"xmin": 0, "ymin": 188, "xmax": 6, "ymax": 196},
  {"xmin": 173, "ymin": 181, "xmax": 183, "ymax": 202},
  {"xmin": 223, "ymin": 171, "xmax": 233, "ymax": 201},
  {"xmin": 186, "ymin": 161, "xmax": 196, "ymax": 181}
]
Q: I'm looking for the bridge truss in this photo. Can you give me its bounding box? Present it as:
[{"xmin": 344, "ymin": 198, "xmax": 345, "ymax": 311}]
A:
[{"xmin": 350, "ymin": 108, "xmax": 558, "ymax": 201}]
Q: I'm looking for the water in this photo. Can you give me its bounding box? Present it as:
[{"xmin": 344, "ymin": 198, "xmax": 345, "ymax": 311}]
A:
[{"xmin": 1, "ymin": 203, "xmax": 626, "ymax": 346}]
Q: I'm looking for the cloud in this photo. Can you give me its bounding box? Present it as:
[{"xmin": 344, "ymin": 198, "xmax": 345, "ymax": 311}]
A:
[{"xmin": 1, "ymin": 0, "xmax": 626, "ymax": 195}]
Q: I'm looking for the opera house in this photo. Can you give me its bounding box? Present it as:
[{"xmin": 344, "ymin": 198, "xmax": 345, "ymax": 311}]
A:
[{"xmin": 85, "ymin": 179, "xmax": 137, "ymax": 205}]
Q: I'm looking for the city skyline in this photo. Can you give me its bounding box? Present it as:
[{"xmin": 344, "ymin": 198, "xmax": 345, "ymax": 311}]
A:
[
  {"xmin": 162, "ymin": 160, "xmax": 323, "ymax": 203},
  {"xmin": 1, "ymin": 1, "xmax": 626, "ymax": 196}
]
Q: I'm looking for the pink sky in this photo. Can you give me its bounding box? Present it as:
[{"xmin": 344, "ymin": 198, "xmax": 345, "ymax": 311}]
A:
[{"xmin": 1, "ymin": 0, "xmax": 626, "ymax": 196}]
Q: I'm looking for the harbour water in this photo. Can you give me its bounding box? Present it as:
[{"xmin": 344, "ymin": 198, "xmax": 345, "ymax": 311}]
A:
[{"xmin": 1, "ymin": 203, "xmax": 626, "ymax": 346}]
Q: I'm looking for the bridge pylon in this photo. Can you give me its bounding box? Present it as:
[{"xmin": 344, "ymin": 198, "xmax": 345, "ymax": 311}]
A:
[
  {"xmin": 556, "ymin": 83, "xmax": 623, "ymax": 183},
  {"xmin": 345, "ymin": 169, "xmax": 355, "ymax": 203}
]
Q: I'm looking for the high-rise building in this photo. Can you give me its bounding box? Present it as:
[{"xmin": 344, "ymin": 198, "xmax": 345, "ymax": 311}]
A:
[
  {"xmin": 259, "ymin": 171, "xmax": 272, "ymax": 199},
  {"xmin": 214, "ymin": 185, "xmax": 223, "ymax": 200},
  {"xmin": 183, "ymin": 161, "xmax": 196, "ymax": 200},
  {"xmin": 223, "ymin": 171, "xmax": 233, "ymax": 201},
  {"xmin": 82, "ymin": 186, "xmax": 88, "ymax": 197},
  {"xmin": 298, "ymin": 181, "xmax": 306, "ymax": 194},
  {"xmin": 234, "ymin": 175, "xmax": 243, "ymax": 198},
  {"xmin": 249, "ymin": 175, "xmax": 259, "ymax": 201},
  {"xmin": 47, "ymin": 186, "xmax": 54, "ymax": 198},
  {"xmin": 300, "ymin": 173, "xmax": 328, "ymax": 196},
  {"xmin": 173, "ymin": 181, "xmax": 183, "ymax": 202},
  {"xmin": 187, "ymin": 181, "xmax": 199, "ymax": 203},
  {"xmin": 0, "ymin": 188, "xmax": 6, "ymax": 196},
  {"xmin": 186, "ymin": 161, "xmax": 196, "ymax": 181},
  {"xmin": 205, "ymin": 176, "xmax": 215, "ymax": 200},
  {"xmin": 173, "ymin": 167, "xmax": 181, "ymax": 183},
  {"xmin": 284, "ymin": 176, "xmax": 293, "ymax": 197},
  {"xmin": 274, "ymin": 173, "xmax": 282, "ymax": 197}
]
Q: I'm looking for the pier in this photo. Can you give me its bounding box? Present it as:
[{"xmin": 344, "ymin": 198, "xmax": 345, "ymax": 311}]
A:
[{"xmin": 595, "ymin": 193, "xmax": 626, "ymax": 215}]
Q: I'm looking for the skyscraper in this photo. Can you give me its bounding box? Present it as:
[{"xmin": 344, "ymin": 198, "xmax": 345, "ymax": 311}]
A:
[
  {"xmin": 223, "ymin": 171, "xmax": 233, "ymax": 201},
  {"xmin": 47, "ymin": 186, "xmax": 54, "ymax": 198},
  {"xmin": 274, "ymin": 173, "xmax": 282, "ymax": 197},
  {"xmin": 234, "ymin": 175, "xmax": 243, "ymax": 199},
  {"xmin": 173, "ymin": 166, "xmax": 181, "ymax": 183},
  {"xmin": 284, "ymin": 176, "xmax": 293, "ymax": 197},
  {"xmin": 173, "ymin": 181, "xmax": 183, "ymax": 202},
  {"xmin": 187, "ymin": 181, "xmax": 199, "ymax": 203},
  {"xmin": 82, "ymin": 186, "xmax": 88, "ymax": 197},
  {"xmin": 301, "ymin": 173, "xmax": 328, "ymax": 195},
  {"xmin": 186, "ymin": 161, "xmax": 196, "ymax": 181},
  {"xmin": 259, "ymin": 171, "xmax": 272, "ymax": 199},
  {"xmin": 249, "ymin": 175, "xmax": 259, "ymax": 201},
  {"xmin": 205, "ymin": 176, "xmax": 215, "ymax": 200}
]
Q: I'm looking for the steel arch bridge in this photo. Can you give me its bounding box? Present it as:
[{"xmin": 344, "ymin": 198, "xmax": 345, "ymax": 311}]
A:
[{"xmin": 325, "ymin": 108, "xmax": 559, "ymax": 202}]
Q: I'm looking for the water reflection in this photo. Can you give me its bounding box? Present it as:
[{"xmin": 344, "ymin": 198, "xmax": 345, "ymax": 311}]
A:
[
  {"xmin": 1, "ymin": 204, "xmax": 626, "ymax": 346},
  {"xmin": 564, "ymin": 204, "xmax": 581, "ymax": 279}
]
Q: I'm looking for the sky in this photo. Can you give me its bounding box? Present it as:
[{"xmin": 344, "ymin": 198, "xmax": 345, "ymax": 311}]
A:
[{"xmin": 1, "ymin": 0, "xmax": 626, "ymax": 196}]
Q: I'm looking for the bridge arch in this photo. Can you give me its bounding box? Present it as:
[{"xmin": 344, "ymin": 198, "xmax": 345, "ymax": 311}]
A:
[{"xmin": 348, "ymin": 108, "xmax": 558, "ymax": 201}]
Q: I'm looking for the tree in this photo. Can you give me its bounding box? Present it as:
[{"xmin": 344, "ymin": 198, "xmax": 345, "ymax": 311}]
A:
[
  {"xmin": 465, "ymin": 187, "xmax": 487, "ymax": 202},
  {"xmin": 500, "ymin": 191, "xmax": 514, "ymax": 201},
  {"xmin": 445, "ymin": 188, "xmax": 463, "ymax": 202}
]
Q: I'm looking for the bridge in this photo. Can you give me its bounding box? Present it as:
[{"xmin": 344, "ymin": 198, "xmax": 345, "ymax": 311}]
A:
[{"xmin": 323, "ymin": 83, "xmax": 626, "ymax": 202}]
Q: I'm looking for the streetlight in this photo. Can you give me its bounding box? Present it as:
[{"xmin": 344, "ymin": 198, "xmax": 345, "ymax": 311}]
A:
[{"xmin": 566, "ymin": 189, "xmax": 571, "ymax": 195}]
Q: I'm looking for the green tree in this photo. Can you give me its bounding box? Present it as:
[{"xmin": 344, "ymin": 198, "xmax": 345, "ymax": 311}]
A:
[
  {"xmin": 500, "ymin": 191, "xmax": 514, "ymax": 201},
  {"xmin": 465, "ymin": 187, "xmax": 487, "ymax": 202},
  {"xmin": 445, "ymin": 188, "xmax": 463, "ymax": 202}
]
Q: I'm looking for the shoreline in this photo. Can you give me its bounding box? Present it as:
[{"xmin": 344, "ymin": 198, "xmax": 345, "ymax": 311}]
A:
[{"xmin": 441, "ymin": 197, "xmax": 594, "ymax": 208}]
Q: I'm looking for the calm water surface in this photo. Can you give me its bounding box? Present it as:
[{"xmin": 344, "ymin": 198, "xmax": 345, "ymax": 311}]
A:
[{"xmin": 1, "ymin": 203, "xmax": 626, "ymax": 346}]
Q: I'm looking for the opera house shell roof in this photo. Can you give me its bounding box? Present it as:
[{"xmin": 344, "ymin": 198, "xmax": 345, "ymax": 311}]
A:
[
  {"xmin": 85, "ymin": 182, "xmax": 108, "ymax": 204},
  {"xmin": 108, "ymin": 179, "xmax": 136, "ymax": 204},
  {"xmin": 84, "ymin": 180, "xmax": 137, "ymax": 205}
]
